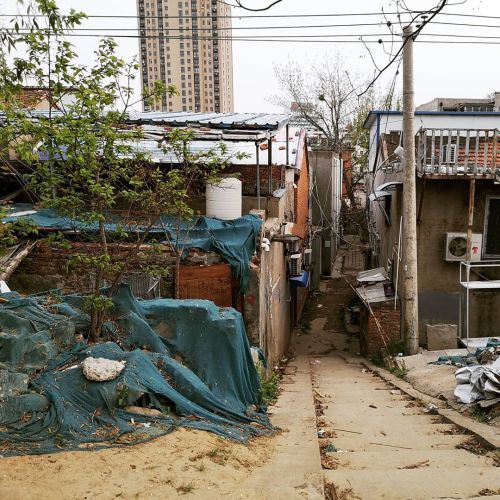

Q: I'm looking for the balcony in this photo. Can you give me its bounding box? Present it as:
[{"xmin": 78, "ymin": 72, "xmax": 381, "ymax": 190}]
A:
[{"xmin": 416, "ymin": 128, "xmax": 500, "ymax": 179}]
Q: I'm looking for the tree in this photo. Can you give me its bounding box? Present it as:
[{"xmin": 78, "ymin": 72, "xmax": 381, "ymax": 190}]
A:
[
  {"xmin": 0, "ymin": 1, "xmax": 233, "ymax": 341},
  {"xmin": 273, "ymin": 53, "xmax": 400, "ymax": 207}
]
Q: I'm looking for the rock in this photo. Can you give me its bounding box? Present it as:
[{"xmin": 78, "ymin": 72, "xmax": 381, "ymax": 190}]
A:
[
  {"xmin": 426, "ymin": 324, "xmax": 458, "ymax": 351},
  {"xmin": 81, "ymin": 357, "xmax": 126, "ymax": 382}
]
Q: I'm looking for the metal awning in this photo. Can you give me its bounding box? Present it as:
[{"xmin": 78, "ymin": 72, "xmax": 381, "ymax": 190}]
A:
[{"xmin": 357, "ymin": 267, "xmax": 388, "ymax": 284}]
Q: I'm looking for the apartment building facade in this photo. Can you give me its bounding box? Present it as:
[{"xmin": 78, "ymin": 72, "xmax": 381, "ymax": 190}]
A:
[{"xmin": 137, "ymin": 0, "xmax": 234, "ymax": 112}]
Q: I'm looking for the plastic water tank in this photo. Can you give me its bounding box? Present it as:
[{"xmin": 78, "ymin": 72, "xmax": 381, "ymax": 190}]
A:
[{"xmin": 206, "ymin": 177, "xmax": 242, "ymax": 220}]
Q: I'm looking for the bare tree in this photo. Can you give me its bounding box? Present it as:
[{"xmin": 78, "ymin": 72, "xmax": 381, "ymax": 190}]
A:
[{"xmin": 273, "ymin": 53, "xmax": 371, "ymax": 153}]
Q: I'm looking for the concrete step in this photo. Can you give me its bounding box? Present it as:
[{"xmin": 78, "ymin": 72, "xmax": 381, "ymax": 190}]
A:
[
  {"xmin": 330, "ymin": 423, "xmax": 464, "ymax": 441},
  {"xmin": 330, "ymin": 432, "xmax": 469, "ymax": 452},
  {"xmin": 324, "ymin": 467, "xmax": 500, "ymax": 500},
  {"xmin": 328, "ymin": 449, "xmax": 494, "ymax": 470}
]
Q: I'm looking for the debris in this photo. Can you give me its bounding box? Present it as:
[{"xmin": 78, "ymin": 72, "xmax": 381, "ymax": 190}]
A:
[
  {"xmin": 454, "ymin": 359, "xmax": 500, "ymax": 404},
  {"xmin": 398, "ymin": 460, "xmax": 430, "ymax": 470},
  {"xmin": 81, "ymin": 357, "xmax": 126, "ymax": 382},
  {"xmin": 324, "ymin": 443, "xmax": 337, "ymax": 453},
  {"xmin": 125, "ymin": 406, "xmax": 165, "ymax": 418},
  {"xmin": 333, "ymin": 428, "xmax": 362, "ymax": 435},
  {"xmin": 313, "ymin": 388, "xmax": 327, "ymax": 398},
  {"xmin": 317, "ymin": 304, "xmax": 323, "ymax": 308},
  {"xmin": 424, "ymin": 403, "xmax": 438, "ymax": 415},
  {"xmin": 369, "ymin": 404, "xmax": 377, "ymax": 409},
  {"xmin": 369, "ymin": 442, "xmax": 412, "ymax": 450},
  {"xmin": 390, "ymin": 390, "xmax": 401, "ymax": 395}
]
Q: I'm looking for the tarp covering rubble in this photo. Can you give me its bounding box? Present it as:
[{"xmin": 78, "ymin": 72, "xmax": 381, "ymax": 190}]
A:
[
  {"xmin": 3, "ymin": 204, "xmax": 262, "ymax": 292},
  {"xmin": 454, "ymin": 357, "xmax": 500, "ymax": 404},
  {"xmin": 0, "ymin": 284, "xmax": 273, "ymax": 456}
]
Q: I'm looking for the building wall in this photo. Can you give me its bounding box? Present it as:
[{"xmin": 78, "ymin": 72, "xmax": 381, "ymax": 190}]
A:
[
  {"xmin": 371, "ymin": 174, "xmax": 500, "ymax": 342},
  {"xmin": 310, "ymin": 149, "xmax": 342, "ymax": 282},
  {"xmin": 137, "ymin": 0, "xmax": 233, "ymax": 112}
]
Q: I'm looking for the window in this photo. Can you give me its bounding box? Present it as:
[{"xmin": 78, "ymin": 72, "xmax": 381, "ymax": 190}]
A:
[
  {"xmin": 483, "ymin": 196, "xmax": 500, "ymax": 257},
  {"xmin": 441, "ymin": 144, "xmax": 457, "ymax": 163}
]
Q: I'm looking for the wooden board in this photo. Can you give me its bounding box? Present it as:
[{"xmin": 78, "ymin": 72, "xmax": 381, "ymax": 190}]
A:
[{"xmin": 178, "ymin": 263, "xmax": 234, "ymax": 308}]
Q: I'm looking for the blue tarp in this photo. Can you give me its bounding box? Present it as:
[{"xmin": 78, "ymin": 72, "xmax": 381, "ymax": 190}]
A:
[
  {"xmin": 3, "ymin": 204, "xmax": 262, "ymax": 292},
  {"xmin": 0, "ymin": 285, "xmax": 273, "ymax": 456}
]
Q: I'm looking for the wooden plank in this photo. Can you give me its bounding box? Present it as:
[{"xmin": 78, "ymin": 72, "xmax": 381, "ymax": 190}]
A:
[
  {"xmin": 464, "ymin": 130, "xmax": 470, "ymax": 172},
  {"xmin": 438, "ymin": 129, "xmax": 444, "ymax": 174},
  {"xmin": 483, "ymin": 130, "xmax": 490, "ymax": 173},
  {"xmin": 493, "ymin": 129, "xmax": 498, "ymax": 173},
  {"xmin": 447, "ymin": 129, "xmax": 452, "ymax": 175},
  {"xmin": 455, "ymin": 130, "xmax": 460, "ymax": 174},
  {"xmin": 474, "ymin": 130, "xmax": 480, "ymax": 175},
  {"xmin": 430, "ymin": 130, "xmax": 436, "ymax": 170},
  {"xmin": 178, "ymin": 263, "xmax": 234, "ymax": 308}
]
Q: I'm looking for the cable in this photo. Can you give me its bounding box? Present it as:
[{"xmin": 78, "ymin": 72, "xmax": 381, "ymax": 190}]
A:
[{"xmin": 357, "ymin": 0, "xmax": 447, "ymax": 98}]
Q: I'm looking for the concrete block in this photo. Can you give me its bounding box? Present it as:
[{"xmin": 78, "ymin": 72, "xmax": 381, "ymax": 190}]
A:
[{"xmin": 426, "ymin": 323, "xmax": 458, "ymax": 351}]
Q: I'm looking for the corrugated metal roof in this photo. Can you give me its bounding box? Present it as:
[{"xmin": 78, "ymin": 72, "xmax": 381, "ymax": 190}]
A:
[
  {"xmin": 127, "ymin": 112, "xmax": 290, "ymax": 131},
  {"xmin": 128, "ymin": 126, "xmax": 302, "ymax": 166}
]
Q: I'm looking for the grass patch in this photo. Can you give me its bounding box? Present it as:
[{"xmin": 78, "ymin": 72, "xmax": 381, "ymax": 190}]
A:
[
  {"xmin": 470, "ymin": 404, "xmax": 491, "ymax": 424},
  {"xmin": 176, "ymin": 482, "xmax": 195, "ymax": 495},
  {"xmin": 257, "ymin": 364, "xmax": 280, "ymax": 405}
]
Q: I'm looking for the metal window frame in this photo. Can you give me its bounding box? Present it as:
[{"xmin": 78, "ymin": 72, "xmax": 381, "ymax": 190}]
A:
[{"xmin": 483, "ymin": 195, "xmax": 500, "ymax": 258}]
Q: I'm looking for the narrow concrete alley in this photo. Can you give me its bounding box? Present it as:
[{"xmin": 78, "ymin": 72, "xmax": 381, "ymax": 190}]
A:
[{"xmin": 262, "ymin": 243, "xmax": 500, "ymax": 500}]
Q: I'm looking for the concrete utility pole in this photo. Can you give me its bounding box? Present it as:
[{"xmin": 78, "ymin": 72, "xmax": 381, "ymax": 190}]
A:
[{"xmin": 402, "ymin": 26, "xmax": 419, "ymax": 355}]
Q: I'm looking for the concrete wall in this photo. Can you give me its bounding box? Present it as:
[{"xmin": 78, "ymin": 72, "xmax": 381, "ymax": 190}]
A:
[
  {"xmin": 310, "ymin": 149, "xmax": 342, "ymax": 282},
  {"xmin": 243, "ymin": 226, "xmax": 291, "ymax": 369}
]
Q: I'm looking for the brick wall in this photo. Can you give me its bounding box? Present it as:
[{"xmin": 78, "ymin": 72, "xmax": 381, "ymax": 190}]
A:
[
  {"xmin": 292, "ymin": 140, "xmax": 310, "ymax": 240},
  {"xmin": 360, "ymin": 300, "xmax": 401, "ymax": 357},
  {"xmin": 226, "ymin": 165, "xmax": 283, "ymax": 196},
  {"xmin": 10, "ymin": 242, "xmax": 222, "ymax": 299}
]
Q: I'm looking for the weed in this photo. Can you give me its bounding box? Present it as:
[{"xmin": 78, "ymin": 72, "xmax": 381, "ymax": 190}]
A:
[
  {"xmin": 207, "ymin": 446, "xmax": 232, "ymax": 465},
  {"xmin": 257, "ymin": 364, "xmax": 280, "ymax": 405},
  {"xmin": 456, "ymin": 437, "xmax": 488, "ymax": 455},
  {"xmin": 370, "ymin": 351, "xmax": 384, "ymax": 366},
  {"xmin": 389, "ymin": 363, "xmax": 408, "ymax": 380},
  {"xmin": 195, "ymin": 461, "xmax": 206, "ymax": 472},
  {"xmin": 470, "ymin": 404, "xmax": 491, "ymax": 424},
  {"xmin": 176, "ymin": 482, "xmax": 195, "ymax": 495}
]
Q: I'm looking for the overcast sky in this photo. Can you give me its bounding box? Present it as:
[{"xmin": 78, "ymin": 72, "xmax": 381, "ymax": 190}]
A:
[{"xmin": 0, "ymin": 0, "xmax": 497, "ymax": 112}]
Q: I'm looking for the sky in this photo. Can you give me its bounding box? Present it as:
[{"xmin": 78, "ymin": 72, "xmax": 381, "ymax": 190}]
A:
[{"xmin": 0, "ymin": 0, "xmax": 498, "ymax": 112}]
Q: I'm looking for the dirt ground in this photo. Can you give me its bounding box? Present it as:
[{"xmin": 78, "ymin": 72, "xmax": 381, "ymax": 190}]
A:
[{"xmin": 0, "ymin": 428, "xmax": 277, "ymax": 499}]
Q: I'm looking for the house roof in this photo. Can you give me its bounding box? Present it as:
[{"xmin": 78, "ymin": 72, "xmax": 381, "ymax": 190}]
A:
[
  {"xmin": 131, "ymin": 125, "xmax": 304, "ymax": 168},
  {"xmin": 126, "ymin": 112, "xmax": 290, "ymax": 131},
  {"xmin": 363, "ymin": 110, "xmax": 500, "ymax": 129}
]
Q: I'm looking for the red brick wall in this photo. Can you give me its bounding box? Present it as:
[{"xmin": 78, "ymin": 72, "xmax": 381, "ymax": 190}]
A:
[
  {"xmin": 292, "ymin": 138, "xmax": 310, "ymax": 240},
  {"xmin": 226, "ymin": 165, "xmax": 283, "ymax": 196},
  {"xmin": 360, "ymin": 301, "xmax": 401, "ymax": 356},
  {"xmin": 341, "ymin": 148, "xmax": 353, "ymax": 200}
]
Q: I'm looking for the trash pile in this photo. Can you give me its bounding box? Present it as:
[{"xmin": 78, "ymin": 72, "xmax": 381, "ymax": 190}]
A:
[
  {"xmin": 454, "ymin": 359, "xmax": 500, "ymax": 404},
  {"xmin": 452, "ymin": 343, "xmax": 500, "ymax": 404},
  {"xmin": 0, "ymin": 284, "xmax": 273, "ymax": 456}
]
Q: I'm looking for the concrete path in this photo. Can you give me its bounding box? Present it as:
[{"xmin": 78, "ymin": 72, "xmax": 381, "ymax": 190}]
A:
[{"xmin": 269, "ymin": 251, "xmax": 499, "ymax": 499}]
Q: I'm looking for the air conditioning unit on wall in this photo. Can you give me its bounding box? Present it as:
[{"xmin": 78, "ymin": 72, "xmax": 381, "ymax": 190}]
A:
[
  {"xmin": 289, "ymin": 253, "xmax": 303, "ymax": 276},
  {"xmin": 444, "ymin": 232, "xmax": 482, "ymax": 262}
]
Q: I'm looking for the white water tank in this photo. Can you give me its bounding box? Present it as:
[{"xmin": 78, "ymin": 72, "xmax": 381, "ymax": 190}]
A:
[{"xmin": 206, "ymin": 177, "xmax": 242, "ymax": 220}]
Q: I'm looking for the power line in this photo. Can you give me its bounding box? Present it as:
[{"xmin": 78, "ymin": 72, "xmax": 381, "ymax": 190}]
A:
[
  {"xmin": 3, "ymin": 20, "xmax": 499, "ymax": 32},
  {"xmin": 1, "ymin": 10, "xmax": 498, "ymax": 20}
]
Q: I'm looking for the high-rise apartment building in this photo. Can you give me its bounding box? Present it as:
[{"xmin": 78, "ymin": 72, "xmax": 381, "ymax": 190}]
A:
[{"xmin": 137, "ymin": 0, "xmax": 234, "ymax": 113}]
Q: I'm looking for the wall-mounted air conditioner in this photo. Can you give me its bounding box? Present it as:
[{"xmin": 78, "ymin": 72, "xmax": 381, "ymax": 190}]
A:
[
  {"xmin": 444, "ymin": 232, "xmax": 482, "ymax": 262},
  {"xmin": 289, "ymin": 253, "xmax": 303, "ymax": 276}
]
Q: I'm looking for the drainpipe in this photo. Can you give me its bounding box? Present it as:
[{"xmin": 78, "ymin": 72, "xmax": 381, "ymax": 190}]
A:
[{"xmin": 256, "ymin": 141, "xmax": 260, "ymax": 210}]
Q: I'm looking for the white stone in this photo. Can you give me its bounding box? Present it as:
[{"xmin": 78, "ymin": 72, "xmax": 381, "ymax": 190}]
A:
[{"xmin": 81, "ymin": 357, "xmax": 126, "ymax": 382}]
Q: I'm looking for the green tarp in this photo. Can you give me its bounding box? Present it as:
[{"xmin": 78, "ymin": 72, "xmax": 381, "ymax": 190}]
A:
[
  {"xmin": 3, "ymin": 204, "xmax": 262, "ymax": 292},
  {"xmin": 0, "ymin": 285, "xmax": 273, "ymax": 456}
]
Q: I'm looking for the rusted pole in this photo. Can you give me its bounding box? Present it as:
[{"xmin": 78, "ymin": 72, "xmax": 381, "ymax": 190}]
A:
[
  {"xmin": 402, "ymin": 26, "xmax": 419, "ymax": 355},
  {"xmin": 466, "ymin": 178, "xmax": 476, "ymax": 261}
]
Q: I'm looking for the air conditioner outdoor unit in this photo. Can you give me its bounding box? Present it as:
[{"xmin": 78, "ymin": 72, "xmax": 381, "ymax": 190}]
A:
[
  {"xmin": 287, "ymin": 239, "xmax": 301, "ymax": 254},
  {"xmin": 444, "ymin": 232, "xmax": 482, "ymax": 262},
  {"xmin": 289, "ymin": 253, "xmax": 303, "ymax": 276},
  {"xmin": 303, "ymin": 248, "xmax": 312, "ymax": 266}
]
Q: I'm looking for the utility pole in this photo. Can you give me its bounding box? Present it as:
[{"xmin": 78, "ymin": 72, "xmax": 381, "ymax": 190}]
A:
[{"xmin": 402, "ymin": 26, "xmax": 419, "ymax": 355}]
